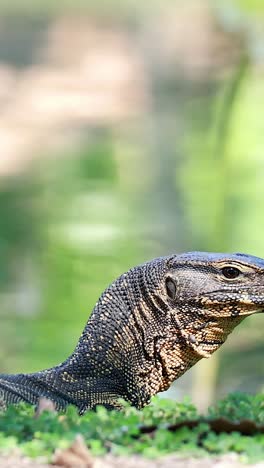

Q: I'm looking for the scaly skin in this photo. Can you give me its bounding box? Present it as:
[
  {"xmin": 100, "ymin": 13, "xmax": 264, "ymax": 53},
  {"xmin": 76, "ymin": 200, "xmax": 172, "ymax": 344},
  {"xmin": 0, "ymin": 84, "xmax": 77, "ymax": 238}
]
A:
[{"xmin": 0, "ymin": 252, "xmax": 264, "ymax": 413}]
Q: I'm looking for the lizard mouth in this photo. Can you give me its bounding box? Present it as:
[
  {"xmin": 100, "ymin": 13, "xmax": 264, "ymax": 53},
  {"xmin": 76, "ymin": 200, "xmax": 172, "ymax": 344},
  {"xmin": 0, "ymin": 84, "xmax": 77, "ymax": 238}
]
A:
[{"xmin": 199, "ymin": 288, "xmax": 264, "ymax": 316}]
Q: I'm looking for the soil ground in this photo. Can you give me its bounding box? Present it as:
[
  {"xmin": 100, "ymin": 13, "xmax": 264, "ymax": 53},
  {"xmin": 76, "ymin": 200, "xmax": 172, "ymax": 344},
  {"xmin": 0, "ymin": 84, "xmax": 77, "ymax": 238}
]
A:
[{"xmin": 0, "ymin": 453, "xmax": 263, "ymax": 468}]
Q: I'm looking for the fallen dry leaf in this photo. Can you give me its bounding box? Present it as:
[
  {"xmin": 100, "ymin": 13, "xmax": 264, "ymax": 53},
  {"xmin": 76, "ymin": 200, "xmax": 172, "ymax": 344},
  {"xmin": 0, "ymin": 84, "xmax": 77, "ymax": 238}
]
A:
[
  {"xmin": 35, "ymin": 398, "xmax": 57, "ymax": 418},
  {"xmin": 53, "ymin": 434, "xmax": 94, "ymax": 468}
]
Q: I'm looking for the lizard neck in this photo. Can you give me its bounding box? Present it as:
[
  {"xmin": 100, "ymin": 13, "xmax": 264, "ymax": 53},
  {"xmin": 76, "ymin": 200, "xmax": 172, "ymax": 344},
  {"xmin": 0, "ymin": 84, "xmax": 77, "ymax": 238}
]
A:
[
  {"xmin": 147, "ymin": 307, "xmax": 245, "ymax": 395},
  {"xmin": 56, "ymin": 288, "xmax": 246, "ymax": 409},
  {"xmin": 52, "ymin": 267, "xmax": 169, "ymax": 409}
]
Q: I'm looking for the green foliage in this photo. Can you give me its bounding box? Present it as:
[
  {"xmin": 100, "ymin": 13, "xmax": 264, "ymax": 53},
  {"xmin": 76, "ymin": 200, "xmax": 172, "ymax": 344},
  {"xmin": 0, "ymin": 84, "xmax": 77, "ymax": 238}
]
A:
[
  {"xmin": 203, "ymin": 432, "xmax": 264, "ymax": 464},
  {"xmin": 0, "ymin": 393, "xmax": 263, "ymax": 463},
  {"xmin": 208, "ymin": 393, "xmax": 264, "ymax": 425}
]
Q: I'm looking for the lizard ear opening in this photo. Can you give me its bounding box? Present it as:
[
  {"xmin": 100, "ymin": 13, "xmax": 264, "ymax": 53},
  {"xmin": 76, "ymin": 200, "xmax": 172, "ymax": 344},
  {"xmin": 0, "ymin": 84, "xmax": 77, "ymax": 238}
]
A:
[{"xmin": 165, "ymin": 277, "xmax": 177, "ymax": 300}]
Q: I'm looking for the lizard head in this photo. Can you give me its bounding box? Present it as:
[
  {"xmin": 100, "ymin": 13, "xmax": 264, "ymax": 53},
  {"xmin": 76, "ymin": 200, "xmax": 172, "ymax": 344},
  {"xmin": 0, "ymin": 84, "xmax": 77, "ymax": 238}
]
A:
[
  {"xmin": 151, "ymin": 251, "xmax": 264, "ymax": 371},
  {"xmin": 166, "ymin": 251, "xmax": 264, "ymax": 318}
]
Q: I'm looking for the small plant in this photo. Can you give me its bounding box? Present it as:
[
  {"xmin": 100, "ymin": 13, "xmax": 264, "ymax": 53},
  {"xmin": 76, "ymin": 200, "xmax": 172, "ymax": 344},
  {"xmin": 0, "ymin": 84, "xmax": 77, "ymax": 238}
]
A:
[
  {"xmin": 208, "ymin": 392, "xmax": 264, "ymax": 425},
  {"xmin": 0, "ymin": 393, "xmax": 263, "ymax": 463}
]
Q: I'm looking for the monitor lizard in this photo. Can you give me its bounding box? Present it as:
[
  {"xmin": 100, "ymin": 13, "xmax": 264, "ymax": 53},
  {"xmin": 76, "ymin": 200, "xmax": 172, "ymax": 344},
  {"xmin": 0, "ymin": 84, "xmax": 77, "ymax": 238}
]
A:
[{"xmin": 0, "ymin": 251, "xmax": 263, "ymax": 413}]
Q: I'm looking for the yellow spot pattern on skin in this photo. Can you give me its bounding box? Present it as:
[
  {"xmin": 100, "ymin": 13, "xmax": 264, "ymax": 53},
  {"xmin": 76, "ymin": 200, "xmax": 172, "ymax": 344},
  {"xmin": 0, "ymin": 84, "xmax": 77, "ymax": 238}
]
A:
[{"xmin": 62, "ymin": 372, "xmax": 78, "ymax": 383}]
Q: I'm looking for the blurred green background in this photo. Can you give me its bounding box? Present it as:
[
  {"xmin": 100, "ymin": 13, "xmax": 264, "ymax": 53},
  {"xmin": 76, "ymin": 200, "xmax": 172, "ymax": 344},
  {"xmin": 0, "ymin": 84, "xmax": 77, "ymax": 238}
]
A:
[{"xmin": 0, "ymin": 0, "xmax": 263, "ymax": 410}]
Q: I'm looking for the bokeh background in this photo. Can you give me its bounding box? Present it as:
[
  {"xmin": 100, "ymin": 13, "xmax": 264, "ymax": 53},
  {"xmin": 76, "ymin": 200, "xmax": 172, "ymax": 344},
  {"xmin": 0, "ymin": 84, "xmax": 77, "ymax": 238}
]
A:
[{"xmin": 0, "ymin": 0, "xmax": 264, "ymax": 411}]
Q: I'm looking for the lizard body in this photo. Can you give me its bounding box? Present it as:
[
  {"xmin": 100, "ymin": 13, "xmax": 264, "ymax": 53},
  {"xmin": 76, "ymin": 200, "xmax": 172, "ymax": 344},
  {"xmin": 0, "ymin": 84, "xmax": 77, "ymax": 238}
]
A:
[{"xmin": 0, "ymin": 251, "xmax": 263, "ymax": 413}]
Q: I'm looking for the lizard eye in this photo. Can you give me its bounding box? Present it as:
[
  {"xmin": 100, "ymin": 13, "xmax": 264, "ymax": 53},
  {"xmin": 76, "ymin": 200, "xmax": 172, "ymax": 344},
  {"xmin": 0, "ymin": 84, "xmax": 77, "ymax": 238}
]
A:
[
  {"xmin": 221, "ymin": 266, "xmax": 240, "ymax": 279},
  {"xmin": 165, "ymin": 277, "xmax": 177, "ymax": 299}
]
